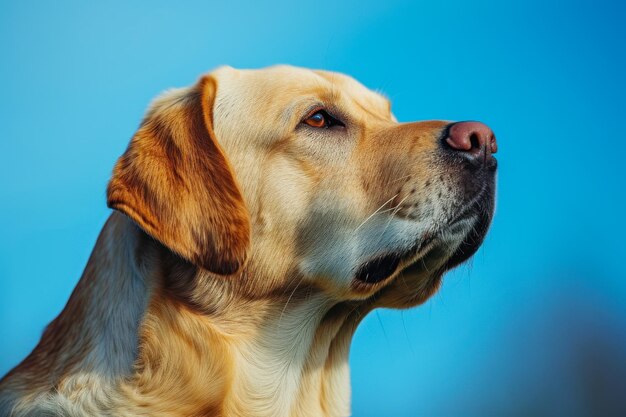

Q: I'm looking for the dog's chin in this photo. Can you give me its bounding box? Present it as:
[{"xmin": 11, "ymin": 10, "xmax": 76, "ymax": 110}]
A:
[
  {"xmin": 352, "ymin": 183, "xmax": 495, "ymax": 302},
  {"xmin": 412, "ymin": 199, "xmax": 494, "ymax": 276},
  {"xmin": 441, "ymin": 211, "xmax": 493, "ymax": 272},
  {"xmin": 359, "ymin": 194, "xmax": 495, "ymax": 307},
  {"xmin": 353, "ymin": 213, "xmax": 489, "ymax": 284},
  {"xmin": 351, "ymin": 220, "xmax": 486, "ymax": 296}
]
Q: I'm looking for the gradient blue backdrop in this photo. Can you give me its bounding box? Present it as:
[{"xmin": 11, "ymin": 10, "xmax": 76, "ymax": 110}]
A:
[{"xmin": 1, "ymin": 1, "xmax": 625, "ymax": 416}]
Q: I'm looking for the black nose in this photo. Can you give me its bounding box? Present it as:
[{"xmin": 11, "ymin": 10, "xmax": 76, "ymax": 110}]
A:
[{"xmin": 443, "ymin": 121, "xmax": 497, "ymax": 162}]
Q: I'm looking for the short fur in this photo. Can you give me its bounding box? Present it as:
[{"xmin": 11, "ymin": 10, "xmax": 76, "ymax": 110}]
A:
[{"xmin": 0, "ymin": 65, "xmax": 496, "ymax": 416}]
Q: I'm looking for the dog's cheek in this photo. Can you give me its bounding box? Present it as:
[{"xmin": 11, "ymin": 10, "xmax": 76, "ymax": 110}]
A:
[{"xmin": 293, "ymin": 193, "xmax": 362, "ymax": 290}]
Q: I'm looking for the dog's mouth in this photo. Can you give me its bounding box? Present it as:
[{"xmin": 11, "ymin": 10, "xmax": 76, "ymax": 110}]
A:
[
  {"xmin": 353, "ymin": 187, "xmax": 494, "ymax": 288},
  {"xmin": 441, "ymin": 181, "xmax": 496, "ymax": 271},
  {"xmin": 353, "ymin": 234, "xmax": 437, "ymax": 286},
  {"xmin": 354, "ymin": 254, "xmax": 402, "ymax": 284}
]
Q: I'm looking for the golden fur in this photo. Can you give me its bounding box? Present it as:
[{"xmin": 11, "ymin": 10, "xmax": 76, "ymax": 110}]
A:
[{"xmin": 0, "ymin": 65, "xmax": 496, "ymax": 416}]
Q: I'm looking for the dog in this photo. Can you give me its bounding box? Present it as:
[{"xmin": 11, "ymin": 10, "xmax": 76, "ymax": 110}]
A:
[{"xmin": 0, "ymin": 65, "xmax": 497, "ymax": 416}]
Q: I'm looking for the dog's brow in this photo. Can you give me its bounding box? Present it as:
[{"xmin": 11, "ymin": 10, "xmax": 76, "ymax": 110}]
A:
[
  {"xmin": 351, "ymin": 98, "xmax": 390, "ymax": 121},
  {"xmin": 283, "ymin": 97, "xmax": 324, "ymax": 123}
]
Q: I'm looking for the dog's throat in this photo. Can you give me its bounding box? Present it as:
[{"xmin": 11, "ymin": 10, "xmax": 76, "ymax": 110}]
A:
[{"xmin": 354, "ymin": 254, "xmax": 402, "ymax": 284}]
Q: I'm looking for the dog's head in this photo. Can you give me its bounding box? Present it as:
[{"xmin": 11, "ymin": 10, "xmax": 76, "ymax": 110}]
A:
[{"xmin": 108, "ymin": 65, "xmax": 497, "ymax": 308}]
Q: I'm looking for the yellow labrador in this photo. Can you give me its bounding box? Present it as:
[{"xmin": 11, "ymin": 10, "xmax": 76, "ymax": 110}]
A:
[{"xmin": 0, "ymin": 66, "xmax": 497, "ymax": 416}]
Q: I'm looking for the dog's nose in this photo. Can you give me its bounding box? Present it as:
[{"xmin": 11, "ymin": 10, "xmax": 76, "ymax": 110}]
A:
[{"xmin": 444, "ymin": 121, "xmax": 497, "ymax": 159}]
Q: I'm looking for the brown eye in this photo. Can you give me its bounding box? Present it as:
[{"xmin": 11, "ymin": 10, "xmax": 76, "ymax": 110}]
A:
[
  {"xmin": 304, "ymin": 111, "xmax": 327, "ymax": 128},
  {"xmin": 302, "ymin": 109, "xmax": 345, "ymax": 129}
]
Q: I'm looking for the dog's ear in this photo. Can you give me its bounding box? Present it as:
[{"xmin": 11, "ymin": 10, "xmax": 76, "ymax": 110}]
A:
[{"xmin": 107, "ymin": 76, "xmax": 250, "ymax": 275}]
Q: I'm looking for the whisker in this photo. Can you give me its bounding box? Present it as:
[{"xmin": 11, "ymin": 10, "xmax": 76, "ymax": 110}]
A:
[
  {"xmin": 378, "ymin": 194, "xmax": 411, "ymax": 238},
  {"xmin": 277, "ymin": 274, "xmax": 305, "ymax": 328},
  {"xmin": 389, "ymin": 174, "xmax": 413, "ymax": 184},
  {"xmin": 401, "ymin": 311, "xmax": 416, "ymax": 357},
  {"xmin": 354, "ymin": 194, "xmax": 398, "ymax": 232},
  {"xmin": 375, "ymin": 311, "xmax": 390, "ymax": 347}
]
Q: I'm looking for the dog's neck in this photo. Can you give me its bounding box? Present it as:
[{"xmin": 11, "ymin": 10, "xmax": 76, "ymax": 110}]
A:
[
  {"xmin": 123, "ymin": 213, "xmax": 369, "ymax": 417},
  {"xmin": 13, "ymin": 213, "xmax": 366, "ymax": 416},
  {"xmin": 142, "ymin": 282, "xmax": 361, "ymax": 417},
  {"xmin": 133, "ymin": 255, "xmax": 365, "ymax": 416}
]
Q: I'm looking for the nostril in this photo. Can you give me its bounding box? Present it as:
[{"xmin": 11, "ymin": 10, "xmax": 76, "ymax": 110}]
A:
[
  {"xmin": 469, "ymin": 133, "xmax": 480, "ymax": 151},
  {"xmin": 490, "ymin": 134, "xmax": 498, "ymax": 153}
]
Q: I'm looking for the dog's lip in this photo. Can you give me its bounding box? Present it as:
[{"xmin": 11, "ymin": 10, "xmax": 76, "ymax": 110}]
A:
[
  {"xmin": 352, "ymin": 234, "xmax": 437, "ymax": 286},
  {"xmin": 352, "ymin": 182, "xmax": 494, "ymax": 289},
  {"xmin": 442, "ymin": 209, "xmax": 492, "ymax": 271},
  {"xmin": 353, "ymin": 254, "xmax": 402, "ymax": 284}
]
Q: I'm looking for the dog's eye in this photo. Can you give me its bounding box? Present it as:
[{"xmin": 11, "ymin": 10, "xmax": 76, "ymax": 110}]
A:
[{"xmin": 303, "ymin": 109, "xmax": 345, "ymax": 129}]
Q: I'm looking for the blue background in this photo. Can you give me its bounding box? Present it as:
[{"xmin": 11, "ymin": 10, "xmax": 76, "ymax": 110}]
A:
[{"xmin": 1, "ymin": 1, "xmax": 625, "ymax": 416}]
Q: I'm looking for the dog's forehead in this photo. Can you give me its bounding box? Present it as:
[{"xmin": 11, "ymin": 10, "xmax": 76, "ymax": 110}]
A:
[
  {"xmin": 312, "ymin": 69, "xmax": 391, "ymax": 114},
  {"xmin": 213, "ymin": 65, "xmax": 391, "ymax": 117}
]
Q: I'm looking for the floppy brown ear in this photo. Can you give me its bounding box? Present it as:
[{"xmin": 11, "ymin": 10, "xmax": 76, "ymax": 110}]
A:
[{"xmin": 107, "ymin": 76, "xmax": 250, "ymax": 275}]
